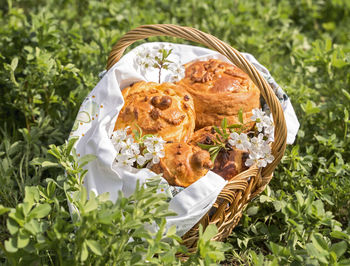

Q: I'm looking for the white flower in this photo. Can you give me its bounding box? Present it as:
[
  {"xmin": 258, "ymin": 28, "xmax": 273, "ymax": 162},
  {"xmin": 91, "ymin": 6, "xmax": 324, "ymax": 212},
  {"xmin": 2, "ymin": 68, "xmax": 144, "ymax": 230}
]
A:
[
  {"xmin": 249, "ymin": 133, "xmax": 265, "ymax": 156},
  {"xmin": 245, "ymin": 153, "xmax": 260, "ymax": 167},
  {"xmin": 224, "ymin": 108, "xmax": 275, "ymax": 169},
  {"xmin": 119, "ymin": 136, "xmax": 138, "ymax": 157},
  {"xmin": 264, "ymin": 153, "xmax": 275, "ymax": 164},
  {"xmin": 113, "ymin": 141, "xmax": 124, "ymax": 154},
  {"xmin": 256, "ymin": 158, "xmax": 268, "ymax": 168},
  {"xmin": 144, "ymin": 136, "xmax": 166, "ymax": 151},
  {"xmin": 251, "ymin": 108, "xmax": 275, "ymax": 138},
  {"xmin": 111, "ymin": 127, "xmax": 132, "ymax": 153},
  {"xmin": 156, "ymin": 43, "xmax": 171, "ymax": 51},
  {"xmin": 251, "ymin": 108, "xmax": 265, "ymax": 122},
  {"xmin": 245, "ymin": 136, "xmax": 274, "ymax": 168},
  {"xmin": 135, "ymin": 47, "xmax": 156, "ymax": 74},
  {"xmin": 262, "ymin": 115, "xmax": 273, "ymax": 127},
  {"xmin": 262, "ymin": 116, "xmax": 275, "ymax": 140},
  {"xmin": 111, "ymin": 128, "xmax": 128, "ymax": 144},
  {"xmin": 261, "ymin": 142, "xmax": 272, "ymax": 155},
  {"xmin": 115, "ymin": 154, "xmax": 135, "ymax": 170},
  {"xmin": 229, "ymin": 132, "xmax": 251, "ymax": 151},
  {"xmin": 169, "ymin": 64, "xmax": 185, "ymax": 82},
  {"xmin": 131, "ymin": 153, "xmax": 146, "ymax": 166},
  {"xmin": 257, "ymin": 153, "xmax": 275, "ymax": 168},
  {"xmin": 144, "ymin": 149, "xmax": 165, "ymax": 164}
]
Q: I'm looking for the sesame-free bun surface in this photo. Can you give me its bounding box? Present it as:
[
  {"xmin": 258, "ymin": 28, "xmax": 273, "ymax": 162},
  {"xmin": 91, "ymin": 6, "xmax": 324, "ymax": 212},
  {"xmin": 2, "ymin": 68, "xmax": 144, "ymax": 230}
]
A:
[
  {"xmin": 178, "ymin": 59, "xmax": 260, "ymax": 129},
  {"xmin": 114, "ymin": 81, "xmax": 195, "ymax": 142}
]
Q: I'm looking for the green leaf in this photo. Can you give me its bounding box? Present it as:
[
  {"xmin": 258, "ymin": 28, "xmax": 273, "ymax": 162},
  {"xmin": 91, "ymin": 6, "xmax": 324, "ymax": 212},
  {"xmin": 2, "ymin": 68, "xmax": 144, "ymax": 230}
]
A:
[
  {"xmin": 5, "ymin": 238, "xmax": 18, "ymax": 253},
  {"xmin": 331, "ymin": 231, "xmax": 350, "ymax": 241},
  {"xmin": 47, "ymin": 181, "xmax": 56, "ymax": 197},
  {"xmin": 78, "ymin": 154, "xmax": 97, "ymax": 168},
  {"xmin": 197, "ymin": 143, "xmax": 215, "ymax": 150},
  {"xmin": 269, "ymin": 242, "xmax": 283, "ymax": 255},
  {"xmin": 221, "ymin": 118, "xmax": 227, "ymax": 130},
  {"xmin": 28, "ymin": 203, "xmax": 51, "ymax": 219},
  {"xmin": 7, "ymin": 218, "xmax": 19, "ymax": 235},
  {"xmin": 200, "ymin": 224, "xmax": 218, "ymax": 242},
  {"xmin": 84, "ymin": 198, "xmax": 98, "ymax": 213},
  {"xmin": 11, "ymin": 57, "xmax": 18, "ymax": 71},
  {"xmin": 332, "ymin": 52, "xmax": 348, "ymax": 68},
  {"xmin": 295, "ymin": 191, "xmax": 304, "ymax": 206},
  {"xmin": 166, "ymin": 225, "xmax": 177, "ymax": 238},
  {"xmin": 250, "ymin": 251, "xmax": 265, "ymax": 266},
  {"xmin": 210, "ymin": 148, "xmax": 221, "ymax": 163},
  {"xmin": 8, "ymin": 141, "xmax": 21, "ymax": 156},
  {"xmin": 0, "ymin": 204, "xmax": 10, "ymax": 215},
  {"xmin": 228, "ymin": 124, "xmax": 243, "ymax": 129},
  {"xmin": 342, "ymin": 89, "xmax": 350, "ymax": 102},
  {"xmin": 302, "ymin": 100, "xmax": 320, "ymax": 115},
  {"xmin": 339, "ymin": 259, "xmax": 350, "ymax": 266},
  {"xmin": 24, "ymin": 219, "xmax": 41, "ymax": 235},
  {"xmin": 48, "ymin": 145, "xmax": 61, "ymax": 159},
  {"xmin": 24, "ymin": 186, "xmax": 40, "ymax": 205},
  {"xmin": 30, "ymin": 158, "xmax": 61, "ymax": 168},
  {"xmin": 330, "ymin": 241, "xmax": 347, "ymax": 258},
  {"xmin": 213, "ymin": 126, "xmax": 224, "ymax": 137},
  {"xmin": 42, "ymin": 161, "xmax": 60, "ymax": 168},
  {"xmin": 66, "ymin": 137, "xmax": 79, "ymax": 156},
  {"xmin": 311, "ymin": 233, "xmax": 329, "ymax": 255},
  {"xmin": 81, "ymin": 242, "xmax": 89, "ymax": 262},
  {"xmin": 247, "ymin": 206, "xmax": 259, "ymax": 216},
  {"xmin": 238, "ymin": 108, "xmax": 244, "ymax": 123},
  {"xmin": 306, "ymin": 243, "xmax": 328, "ymax": 263},
  {"xmin": 86, "ymin": 239, "xmax": 103, "ymax": 256},
  {"xmin": 17, "ymin": 230, "xmax": 30, "ymax": 248}
]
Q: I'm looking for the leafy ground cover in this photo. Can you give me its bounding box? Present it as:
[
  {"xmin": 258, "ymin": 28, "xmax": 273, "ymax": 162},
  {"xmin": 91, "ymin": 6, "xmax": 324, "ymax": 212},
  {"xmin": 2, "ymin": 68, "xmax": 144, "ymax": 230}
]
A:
[{"xmin": 0, "ymin": 0, "xmax": 349, "ymax": 264}]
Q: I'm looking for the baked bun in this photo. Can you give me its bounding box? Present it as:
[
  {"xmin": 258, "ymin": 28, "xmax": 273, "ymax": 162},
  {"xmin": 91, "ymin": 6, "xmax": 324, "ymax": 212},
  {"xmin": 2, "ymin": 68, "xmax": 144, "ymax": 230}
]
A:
[
  {"xmin": 178, "ymin": 59, "xmax": 260, "ymax": 129},
  {"xmin": 114, "ymin": 81, "xmax": 196, "ymax": 142},
  {"xmin": 190, "ymin": 126, "xmax": 249, "ymax": 180},
  {"xmin": 151, "ymin": 142, "xmax": 213, "ymax": 187}
]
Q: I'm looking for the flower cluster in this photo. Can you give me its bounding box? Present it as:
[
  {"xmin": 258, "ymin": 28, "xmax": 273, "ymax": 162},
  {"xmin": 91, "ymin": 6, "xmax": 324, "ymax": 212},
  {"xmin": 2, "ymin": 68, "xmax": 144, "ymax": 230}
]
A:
[
  {"xmin": 111, "ymin": 127, "xmax": 166, "ymax": 171},
  {"xmin": 251, "ymin": 108, "xmax": 274, "ymax": 141},
  {"xmin": 228, "ymin": 108, "xmax": 275, "ymax": 168},
  {"xmin": 135, "ymin": 44, "xmax": 185, "ymax": 83}
]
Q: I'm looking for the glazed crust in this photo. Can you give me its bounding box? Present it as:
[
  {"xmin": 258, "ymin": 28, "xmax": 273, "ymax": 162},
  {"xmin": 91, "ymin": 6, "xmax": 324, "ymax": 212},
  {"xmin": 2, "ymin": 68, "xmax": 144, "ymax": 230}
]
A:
[
  {"xmin": 190, "ymin": 126, "xmax": 249, "ymax": 181},
  {"xmin": 178, "ymin": 59, "xmax": 260, "ymax": 129},
  {"xmin": 151, "ymin": 142, "xmax": 213, "ymax": 187},
  {"xmin": 114, "ymin": 81, "xmax": 196, "ymax": 142}
]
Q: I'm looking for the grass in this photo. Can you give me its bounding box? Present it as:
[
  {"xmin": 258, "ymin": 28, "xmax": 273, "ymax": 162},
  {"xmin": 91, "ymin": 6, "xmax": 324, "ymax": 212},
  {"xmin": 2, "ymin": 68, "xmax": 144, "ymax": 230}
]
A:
[{"xmin": 0, "ymin": 0, "xmax": 349, "ymax": 264}]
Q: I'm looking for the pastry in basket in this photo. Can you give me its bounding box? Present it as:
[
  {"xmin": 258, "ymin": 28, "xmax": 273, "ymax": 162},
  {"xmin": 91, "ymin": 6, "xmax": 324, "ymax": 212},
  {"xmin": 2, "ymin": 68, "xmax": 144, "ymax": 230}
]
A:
[
  {"xmin": 190, "ymin": 126, "xmax": 249, "ymax": 180},
  {"xmin": 178, "ymin": 59, "xmax": 260, "ymax": 129},
  {"xmin": 151, "ymin": 142, "xmax": 213, "ymax": 187},
  {"xmin": 114, "ymin": 81, "xmax": 196, "ymax": 142}
]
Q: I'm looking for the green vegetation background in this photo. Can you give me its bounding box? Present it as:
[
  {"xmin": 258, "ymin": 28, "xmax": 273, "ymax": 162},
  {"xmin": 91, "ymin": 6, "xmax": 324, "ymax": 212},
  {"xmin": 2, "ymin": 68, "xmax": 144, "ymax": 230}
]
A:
[{"xmin": 0, "ymin": 0, "xmax": 349, "ymax": 264}]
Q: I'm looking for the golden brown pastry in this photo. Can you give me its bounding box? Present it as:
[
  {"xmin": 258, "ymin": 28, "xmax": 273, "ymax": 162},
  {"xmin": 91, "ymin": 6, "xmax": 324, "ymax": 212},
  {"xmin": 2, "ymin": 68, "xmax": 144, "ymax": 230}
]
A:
[
  {"xmin": 190, "ymin": 126, "xmax": 249, "ymax": 181},
  {"xmin": 114, "ymin": 81, "xmax": 196, "ymax": 142},
  {"xmin": 178, "ymin": 59, "xmax": 260, "ymax": 129},
  {"xmin": 151, "ymin": 142, "xmax": 213, "ymax": 187}
]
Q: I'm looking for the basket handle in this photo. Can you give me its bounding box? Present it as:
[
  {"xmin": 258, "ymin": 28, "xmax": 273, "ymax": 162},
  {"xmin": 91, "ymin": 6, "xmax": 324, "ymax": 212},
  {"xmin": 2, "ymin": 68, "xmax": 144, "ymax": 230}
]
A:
[{"xmin": 107, "ymin": 24, "xmax": 287, "ymax": 177}]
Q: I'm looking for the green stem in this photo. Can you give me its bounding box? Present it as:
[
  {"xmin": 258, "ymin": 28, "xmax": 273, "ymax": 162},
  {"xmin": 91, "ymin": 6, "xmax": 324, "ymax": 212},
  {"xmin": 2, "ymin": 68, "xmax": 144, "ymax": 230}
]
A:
[
  {"xmin": 58, "ymin": 245, "xmax": 63, "ymax": 265},
  {"xmin": 114, "ymin": 234, "xmax": 129, "ymax": 264},
  {"xmin": 344, "ymin": 121, "xmax": 348, "ymax": 141},
  {"xmin": 158, "ymin": 65, "xmax": 162, "ymax": 83}
]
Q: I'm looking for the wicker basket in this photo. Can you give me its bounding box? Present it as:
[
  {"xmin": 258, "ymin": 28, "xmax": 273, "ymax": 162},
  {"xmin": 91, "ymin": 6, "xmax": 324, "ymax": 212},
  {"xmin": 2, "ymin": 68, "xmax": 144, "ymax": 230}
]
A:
[{"xmin": 106, "ymin": 24, "xmax": 287, "ymax": 251}]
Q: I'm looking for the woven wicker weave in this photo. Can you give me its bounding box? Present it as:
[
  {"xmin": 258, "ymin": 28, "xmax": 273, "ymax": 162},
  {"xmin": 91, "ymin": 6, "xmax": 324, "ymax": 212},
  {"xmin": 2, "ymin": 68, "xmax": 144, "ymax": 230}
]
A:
[{"xmin": 107, "ymin": 24, "xmax": 287, "ymax": 251}]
